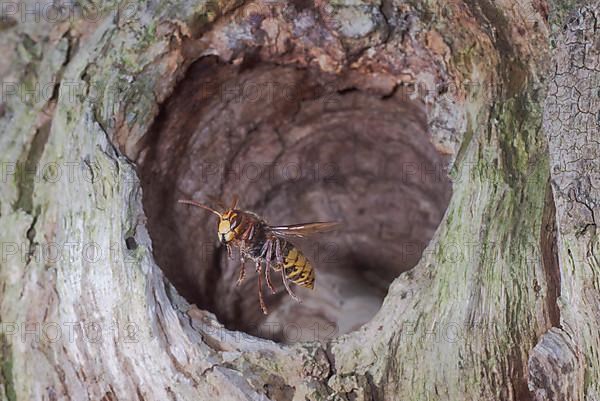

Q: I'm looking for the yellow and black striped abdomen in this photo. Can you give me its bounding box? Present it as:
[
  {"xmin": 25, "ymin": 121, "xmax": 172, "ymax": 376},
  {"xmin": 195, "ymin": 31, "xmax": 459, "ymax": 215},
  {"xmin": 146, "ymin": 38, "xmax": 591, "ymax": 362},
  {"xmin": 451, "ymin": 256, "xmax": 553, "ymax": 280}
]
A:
[{"xmin": 283, "ymin": 247, "xmax": 315, "ymax": 289}]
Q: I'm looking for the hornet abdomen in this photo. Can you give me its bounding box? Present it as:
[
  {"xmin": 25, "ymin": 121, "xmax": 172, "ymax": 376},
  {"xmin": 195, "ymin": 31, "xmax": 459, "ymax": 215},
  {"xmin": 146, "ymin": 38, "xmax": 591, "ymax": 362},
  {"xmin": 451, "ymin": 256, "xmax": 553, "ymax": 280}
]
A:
[{"xmin": 279, "ymin": 242, "xmax": 315, "ymax": 289}]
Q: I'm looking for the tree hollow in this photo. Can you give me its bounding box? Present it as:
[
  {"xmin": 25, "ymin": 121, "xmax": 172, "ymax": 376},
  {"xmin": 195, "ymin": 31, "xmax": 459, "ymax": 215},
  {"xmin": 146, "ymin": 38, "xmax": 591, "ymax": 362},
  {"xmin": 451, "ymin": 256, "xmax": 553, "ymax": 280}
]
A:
[{"xmin": 138, "ymin": 55, "xmax": 452, "ymax": 342}]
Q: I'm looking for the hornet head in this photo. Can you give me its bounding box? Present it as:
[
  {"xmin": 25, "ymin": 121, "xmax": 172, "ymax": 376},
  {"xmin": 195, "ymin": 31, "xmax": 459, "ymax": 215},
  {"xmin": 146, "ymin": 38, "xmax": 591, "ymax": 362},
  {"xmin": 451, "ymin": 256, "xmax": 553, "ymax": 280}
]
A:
[{"xmin": 178, "ymin": 196, "xmax": 241, "ymax": 244}]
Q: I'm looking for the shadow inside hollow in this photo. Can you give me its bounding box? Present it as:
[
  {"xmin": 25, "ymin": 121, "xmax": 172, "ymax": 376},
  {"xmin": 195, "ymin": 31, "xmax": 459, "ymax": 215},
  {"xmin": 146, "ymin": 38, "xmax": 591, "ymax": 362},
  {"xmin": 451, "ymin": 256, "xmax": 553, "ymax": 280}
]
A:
[{"xmin": 137, "ymin": 56, "xmax": 452, "ymax": 343}]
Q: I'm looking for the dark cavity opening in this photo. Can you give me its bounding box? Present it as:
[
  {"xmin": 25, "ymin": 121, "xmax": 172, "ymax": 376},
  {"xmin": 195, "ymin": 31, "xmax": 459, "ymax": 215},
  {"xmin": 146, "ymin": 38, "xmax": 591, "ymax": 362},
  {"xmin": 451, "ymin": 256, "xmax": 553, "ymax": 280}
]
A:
[{"xmin": 137, "ymin": 56, "xmax": 452, "ymax": 343}]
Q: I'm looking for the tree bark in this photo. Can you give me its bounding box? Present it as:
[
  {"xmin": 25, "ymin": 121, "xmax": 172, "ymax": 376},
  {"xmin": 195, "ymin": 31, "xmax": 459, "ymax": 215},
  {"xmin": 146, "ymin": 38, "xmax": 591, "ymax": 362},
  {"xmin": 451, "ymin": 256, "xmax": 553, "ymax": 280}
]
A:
[{"xmin": 0, "ymin": 1, "xmax": 598, "ymax": 401}]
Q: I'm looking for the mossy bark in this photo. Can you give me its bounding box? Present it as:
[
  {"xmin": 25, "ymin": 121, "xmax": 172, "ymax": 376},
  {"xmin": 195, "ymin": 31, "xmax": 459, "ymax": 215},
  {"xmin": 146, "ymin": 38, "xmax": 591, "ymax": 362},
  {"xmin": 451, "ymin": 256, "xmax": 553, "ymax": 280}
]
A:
[{"xmin": 0, "ymin": 1, "xmax": 597, "ymax": 400}]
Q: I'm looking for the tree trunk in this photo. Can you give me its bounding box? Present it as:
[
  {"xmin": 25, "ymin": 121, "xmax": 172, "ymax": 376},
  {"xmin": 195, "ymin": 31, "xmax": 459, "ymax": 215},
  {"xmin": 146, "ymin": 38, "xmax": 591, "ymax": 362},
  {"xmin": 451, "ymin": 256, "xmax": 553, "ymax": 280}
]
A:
[{"xmin": 0, "ymin": 1, "xmax": 598, "ymax": 400}]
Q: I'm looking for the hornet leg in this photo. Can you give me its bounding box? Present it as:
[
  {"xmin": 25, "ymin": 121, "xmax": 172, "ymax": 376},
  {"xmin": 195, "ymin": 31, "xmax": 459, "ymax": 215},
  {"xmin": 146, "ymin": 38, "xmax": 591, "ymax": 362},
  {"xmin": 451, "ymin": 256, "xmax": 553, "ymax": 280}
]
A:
[
  {"xmin": 275, "ymin": 238, "xmax": 301, "ymax": 303},
  {"xmin": 265, "ymin": 239, "xmax": 276, "ymax": 294},
  {"xmin": 256, "ymin": 260, "xmax": 268, "ymax": 314},
  {"xmin": 259, "ymin": 240, "xmax": 276, "ymax": 294},
  {"xmin": 236, "ymin": 224, "xmax": 255, "ymax": 287},
  {"xmin": 236, "ymin": 254, "xmax": 246, "ymax": 287}
]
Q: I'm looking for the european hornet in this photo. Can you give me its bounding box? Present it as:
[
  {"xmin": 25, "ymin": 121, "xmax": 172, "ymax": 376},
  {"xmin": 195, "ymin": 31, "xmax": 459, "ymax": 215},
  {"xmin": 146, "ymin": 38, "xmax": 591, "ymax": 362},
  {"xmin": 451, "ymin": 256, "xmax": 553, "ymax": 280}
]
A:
[{"xmin": 178, "ymin": 196, "xmax": 339, "ymax": 314}]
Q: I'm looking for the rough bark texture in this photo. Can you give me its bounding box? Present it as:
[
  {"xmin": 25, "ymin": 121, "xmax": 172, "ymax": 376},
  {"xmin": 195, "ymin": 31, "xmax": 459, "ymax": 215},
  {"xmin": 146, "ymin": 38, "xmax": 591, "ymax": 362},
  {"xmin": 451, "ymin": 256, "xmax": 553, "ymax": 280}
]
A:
[
  {"xmin": 0, "ymin": 0, "xmax": 597, "ymax": 401},
  {"xmin": 528, "ymin": 4, "xmax": 600, "ymax": 400}
]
